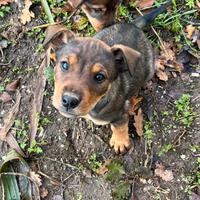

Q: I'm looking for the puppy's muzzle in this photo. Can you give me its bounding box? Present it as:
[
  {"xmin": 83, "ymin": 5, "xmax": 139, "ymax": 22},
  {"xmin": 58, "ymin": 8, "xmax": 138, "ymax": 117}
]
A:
[{"xmin": 62, "ymin": 94, "xmax": 80, "ymax": 110}]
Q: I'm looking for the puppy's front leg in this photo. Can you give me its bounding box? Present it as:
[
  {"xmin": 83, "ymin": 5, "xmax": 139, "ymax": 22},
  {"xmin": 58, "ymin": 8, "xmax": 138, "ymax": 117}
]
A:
[{"xmin": 110, "ymin": 116, "xmax": 132, "ymax": 153}]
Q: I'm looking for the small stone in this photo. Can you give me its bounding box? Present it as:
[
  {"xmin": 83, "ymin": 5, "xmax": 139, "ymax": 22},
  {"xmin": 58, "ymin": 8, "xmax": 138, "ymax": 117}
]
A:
[{"xmin": 191, "ymin": 72, "xmax": 200, "ymax": 77}]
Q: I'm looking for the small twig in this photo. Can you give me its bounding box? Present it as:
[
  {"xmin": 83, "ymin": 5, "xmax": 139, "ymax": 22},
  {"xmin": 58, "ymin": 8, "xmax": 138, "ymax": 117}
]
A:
[
  {"xmin": 135, "ymin": 7, "xmax": 169, "ymax": 57},
  {"xmin": 35, "ymin": 0, "xmax": 85, "ymax": 29},
  {"xmin": 44, "ymin": 157, "xmax": 79, "ymax": 170},
  {"xmin": 38, "ymin": 171, "xmax": 60, "ymax": 186},
  {"xmin": 62, "ymin": 170, "xmax": 78, "ymax": 183},
  {"xmin": 192, "ymin": 95, "xmax": 200, "ymax": 102},
  {"xmin": 172, "ymin": 130, "xmax": 187, "ymax": 147},
  {"xmin": 0, "ymin": 59, "xmax": 13, "ymax": 66}
]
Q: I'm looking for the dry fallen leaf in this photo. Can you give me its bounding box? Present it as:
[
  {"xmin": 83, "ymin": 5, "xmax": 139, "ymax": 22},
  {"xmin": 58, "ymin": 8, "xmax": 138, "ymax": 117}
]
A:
[
  {"xmin": 40, "ymin": 187, "xmax": 49, "ymax": 198},
  {"xmin": 161, "ymin": 42, "xmax": 176, "ymax": 61},
  {"xmin": 129, "ymin": 96, "xmax": 143, "ymax": 114},
  {"xmin": 197, "ymin": 40, "xmax": 200, "ymax": 49},
  {"xmin": 155, "ymin": 58, "xmax": 168, "ymax": 81},
  {"xmin": 29, "ymin": 171, "xmax": 42, "ymax": 187},
  {"xmin": 189, "ymin": 193, "xmax": 200, "ymax": 200},
  {"xmin": 30, "ymin": 56, "xmax": 48, "ymax": 144},
  {"xmin": 133, "ymin": 108, "xmax": 144, "ymax": 138},
  {"xmin": 20, "ymin": 0, "xmax": 35, "ymax": 25},
  {"xmin": 0, "ymin": 92, "xmax": 12, "ymax": 102},
  {"xmin": 136, "ymin": 0, "xmax": 155, "ymax": 9},
  {"xmin": 156, "ymin": 41, "xmax": 184, "ymax": 81},
  {"xmin": 196, "ymin": 0, "xmax": 200, "ymax": 8},
  {"xmin": 68, "ymin": 0, "xmax": 82, "ymax": 8},
  {"xmin": 6, "ymin": 79, "xmax": 20, "ymax": 92},
  {"xmin": 0, "ymin": 0, "xmax": 13, "ymax": 6},
  {"xmin": 154, "ymin": 163, "xmax": 174, "ymax": 182},
  {"xmin": 96, "ymin": 159, "xmax": 112, "ymax": 175},
  {"xmin": 0, "ymin": 92, "xmax": 26, "ymax": 157},
  {"xmin": 186, "ymin": 24, "xmax": 196, "ymax": 39}
]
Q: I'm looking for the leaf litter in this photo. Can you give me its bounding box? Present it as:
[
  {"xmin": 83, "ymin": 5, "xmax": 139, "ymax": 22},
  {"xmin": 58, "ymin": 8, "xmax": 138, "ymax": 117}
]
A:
[
  {"xmin": 156, "ymin": 42, "xmax": 184, "ymax": 81},
  {"xmin": 0, "ymin": 91, "xmax": 26, "ymax": 157},
  {"xmin": 154, "ymin": 163, "xmax": 174, "ymax": 182},
  {"xmin": 20, "ymin": 0, "xmax": 35, "ymax": 25}
]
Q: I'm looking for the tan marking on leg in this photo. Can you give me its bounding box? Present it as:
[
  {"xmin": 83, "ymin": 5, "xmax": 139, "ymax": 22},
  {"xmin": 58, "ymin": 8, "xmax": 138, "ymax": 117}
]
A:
[{"xmin": 110, "ymin": 122, "xmax": 131, "ymax": 153}]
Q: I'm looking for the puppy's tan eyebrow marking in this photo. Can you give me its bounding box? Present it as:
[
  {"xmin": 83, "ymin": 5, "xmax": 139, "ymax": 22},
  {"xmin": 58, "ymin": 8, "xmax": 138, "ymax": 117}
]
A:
[
  {"xmin": 59, "ymin": 54, "xmax": 78, "ymax": 65},
  {"xmin": 91, "ymin": 63, "xmax": 106, "ymax": 74},
  {"xmin": 68, "ymin": 54, "xmax": 78, "ymax": 65}
]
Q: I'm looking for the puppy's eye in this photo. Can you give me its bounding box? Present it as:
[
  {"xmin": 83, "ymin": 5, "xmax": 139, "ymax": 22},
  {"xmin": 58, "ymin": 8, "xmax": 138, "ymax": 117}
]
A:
[
  {"xmin": 61, "ymin": 61, "xmax": 69, "ymax": 71},
  {"xmin": 92, "ymin": 8, "xmax": 104, "ymax": 13},
  {"xmin": 90, "ymin": 7, "xmax": 106, "ymax": 18},
  {"xmin": 94, "ymin": 73, "xmax": 105, "ymax": 83}
]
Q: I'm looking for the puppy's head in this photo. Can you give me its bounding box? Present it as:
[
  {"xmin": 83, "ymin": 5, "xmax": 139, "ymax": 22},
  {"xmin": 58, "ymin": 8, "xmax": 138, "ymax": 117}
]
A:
[
  {"xmin": 44, "ymin": 25, "xmax": 141, "ymax": 118},
  {"xmin": 69, "ymin": 0, "xmax": 121, "ymax": 31}
]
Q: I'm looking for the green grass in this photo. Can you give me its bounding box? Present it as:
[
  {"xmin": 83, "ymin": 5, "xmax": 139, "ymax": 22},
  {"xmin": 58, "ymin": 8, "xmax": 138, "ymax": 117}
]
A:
[
  {"xmin": 159, "ymin": 143, "xmax": 175, "ymax": 156},
  {"xmin": 175, "ymin": 94, "xmax": 196, "ymax": 128},
  {"xmin": 27, "ymin": 139, "xmax": 43, "ymax": 154},
  {"xmin": 44, "ymin": 65, "xmax": 54, "ymax": 84},
  {"xmin": 87, "ymin": 153, "xmax": 102, "ymax": 172},
  {"xmin": 0, "ymin": 6, "xmax": 11, "ymax": 18}
]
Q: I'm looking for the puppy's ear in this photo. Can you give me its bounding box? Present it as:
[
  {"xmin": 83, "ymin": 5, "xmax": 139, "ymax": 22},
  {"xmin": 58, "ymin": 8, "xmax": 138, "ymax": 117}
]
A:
[
  {"xmin": 111, "ymin": 44, "xmax": 141, "ymax": 76},
  {"xmin": 43, "ymin": 24, "xmax": 75, "ymax": 50}
]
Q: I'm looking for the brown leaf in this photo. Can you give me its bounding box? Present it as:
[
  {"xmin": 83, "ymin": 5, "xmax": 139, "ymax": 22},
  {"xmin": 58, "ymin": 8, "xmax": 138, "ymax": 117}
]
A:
[
  {"xmin": 136, "ymin": 0, "xmax": 155, "ymax": 9},
  {"xmin": 40, "ymin": 187, "xmax": 49, "ymax": 198},
  {"xmin": 0, "ymin": 92, "xmax": 26, "ymax": 157},
  {"xmin": 196, "ymin": 0, "xmax": 200, "ymax": 8},
  {"xmin": 0, "ymin": 0, "xmax": 13, "ymax": 6},
  {"xmin": 186, "ymin": 25, "xmax": 196, "ymax": 39},
  {"xmin": 197, "ymin": 40, "xmax": 200, "ymax": 49},
  {"xmin": 5, "ymin": 79, "xmax": 20, "ymax": 92},
  {"xmin": 189, "ymin": 193, "xmax": 200, "ymax": 200},
  {"xmin": 154, "ymin": 163, "xmax": 174, "ymax": 182},
  {"xmin": 0, "ymin": 92, "xmax": 12, "ymax": 102},
  {"xmin": 68, "ymin": 0, "xmax": 82, "ymax": 8},
  {"xmin": 29, "ymin": 171, "xmax": 42, "ymax": 187},
  {"xmin": 96, "ymin": 159, "xmax": 112, "ymax": 175},
  {"xmin": 0, "ymin": 92, "xmax": 21, "ymax": 140},
  {"xmin": 20, "ymin": 0, "xmax": 35, "ymax": 25},
  {"xmin": 166, "ymin": 60, "xmax": 183, "ymax": 73},
  {"xmin": 133, "ymin": 108, "xmax": 144, "ymax": 137},
  {"xmin": 155, "ymin": 58, "xmax": 168, "ymax": 81},
  {"xmin": 161, "ymin": 42, "xmax": 175, "ymax": 61},
  {"xmin": 29, "ymin": 54, "xmax": 48, "ymax": 144},
  {"xmin": 129, "ymin": 96, "xmax": 143, "ymax": 115}
]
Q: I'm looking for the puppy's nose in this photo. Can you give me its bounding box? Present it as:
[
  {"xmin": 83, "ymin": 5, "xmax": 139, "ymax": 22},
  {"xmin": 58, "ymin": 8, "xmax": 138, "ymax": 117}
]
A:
[{"xmin": 62, "ymin": 95, "xmax": 80, "ymax": 109}]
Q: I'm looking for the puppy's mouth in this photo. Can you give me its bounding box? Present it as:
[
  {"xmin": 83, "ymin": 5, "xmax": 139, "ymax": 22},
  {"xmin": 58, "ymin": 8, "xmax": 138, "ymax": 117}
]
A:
[{"xmin": 58, "ymin": 106, "xmax": 89, "ymax": 118}]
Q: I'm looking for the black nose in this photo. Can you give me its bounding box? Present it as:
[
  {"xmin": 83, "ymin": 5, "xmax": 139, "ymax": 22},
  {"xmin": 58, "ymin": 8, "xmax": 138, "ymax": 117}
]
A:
[{"xmin": 62, "ymin": 95, "xmax": 80, "ymax": 110}]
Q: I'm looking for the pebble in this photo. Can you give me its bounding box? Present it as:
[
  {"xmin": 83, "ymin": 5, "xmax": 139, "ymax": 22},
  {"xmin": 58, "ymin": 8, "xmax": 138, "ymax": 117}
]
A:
[
  {"xmin": 191, "ymin": 72, "xmax": 200, "ymax": 77},
  {"xmin": 0, "ymin": 40, "xmax": 8, "ymax": 49}
]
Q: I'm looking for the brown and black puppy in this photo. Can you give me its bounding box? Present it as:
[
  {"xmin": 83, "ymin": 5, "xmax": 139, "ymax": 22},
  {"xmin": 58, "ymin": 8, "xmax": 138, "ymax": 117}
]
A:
[
  {"xmin": 44, "ymin": 21, "xmax": 155, "ymax": 153},
  {"xmin": 68, "ymin": 0, "xmax": 172, "ymax": 31},
  {"xmin": 68, "ymin": 0, "xmax": 121, "ymax": 31}
]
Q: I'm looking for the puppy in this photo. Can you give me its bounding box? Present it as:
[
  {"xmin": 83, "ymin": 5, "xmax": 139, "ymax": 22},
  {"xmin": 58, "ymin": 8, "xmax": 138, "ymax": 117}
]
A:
[
  {"xmin": 43, "ymin": 3, "xmax": 171, "ymax": 153},
  {"xmin": 68, "ymin": 0, "xmax": 172, "ymax": 31}
]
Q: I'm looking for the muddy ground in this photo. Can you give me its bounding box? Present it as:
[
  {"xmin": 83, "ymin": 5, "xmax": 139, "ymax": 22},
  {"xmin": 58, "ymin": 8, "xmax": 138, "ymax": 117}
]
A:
[{"xmin": 0, "ymin": 1, "xmax": 200, "ymax": 200}]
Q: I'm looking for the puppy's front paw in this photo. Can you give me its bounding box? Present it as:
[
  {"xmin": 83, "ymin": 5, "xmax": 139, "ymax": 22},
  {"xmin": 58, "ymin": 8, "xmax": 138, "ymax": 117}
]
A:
[{"xmin": 109, "ymin": 134, "xmax": 131, "ymax": 153}]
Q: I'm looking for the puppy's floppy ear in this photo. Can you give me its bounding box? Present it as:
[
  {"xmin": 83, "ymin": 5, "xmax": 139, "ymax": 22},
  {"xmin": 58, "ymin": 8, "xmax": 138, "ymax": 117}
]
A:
[
  {"xmin": 111, "ymin": 44, "xmax": 141, "ymax": 76},
  {"xmin": 43, "ymin": 24, "xmax": 75, "ymax": 50}
]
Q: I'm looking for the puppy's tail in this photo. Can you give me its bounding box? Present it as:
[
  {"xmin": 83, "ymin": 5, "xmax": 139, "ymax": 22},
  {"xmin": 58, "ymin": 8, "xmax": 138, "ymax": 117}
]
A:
[{"xmin": 133, "ymin": 0, "xmax": 172, "ymax": 29}]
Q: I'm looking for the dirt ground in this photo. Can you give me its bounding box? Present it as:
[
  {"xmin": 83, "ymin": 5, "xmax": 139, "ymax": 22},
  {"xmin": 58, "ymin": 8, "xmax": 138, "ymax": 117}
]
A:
[{"xmin": 0, "ymin": 1, "xmax": 200, "ymax": 200}]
